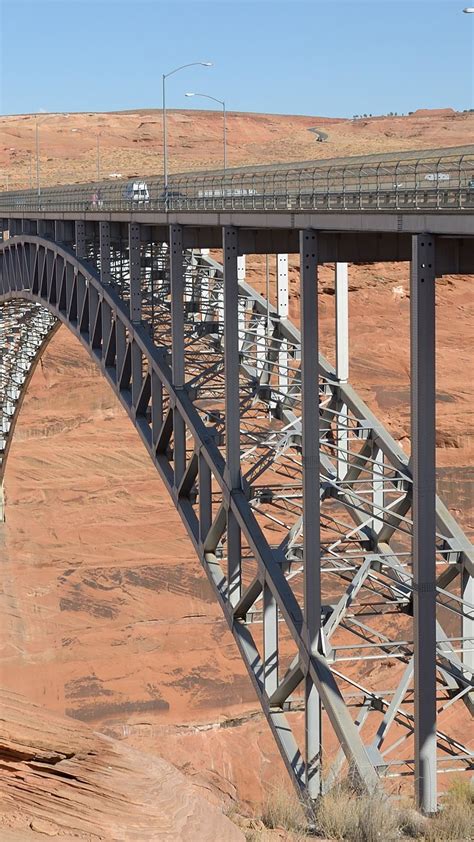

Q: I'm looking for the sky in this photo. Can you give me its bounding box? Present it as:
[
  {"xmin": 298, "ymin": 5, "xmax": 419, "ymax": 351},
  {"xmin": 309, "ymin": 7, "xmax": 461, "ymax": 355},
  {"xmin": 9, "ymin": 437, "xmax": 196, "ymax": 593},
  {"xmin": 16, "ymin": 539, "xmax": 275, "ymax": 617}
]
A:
[{"xmin": 0, "ymin": 0, "xmax": 473, "ymax": 118}]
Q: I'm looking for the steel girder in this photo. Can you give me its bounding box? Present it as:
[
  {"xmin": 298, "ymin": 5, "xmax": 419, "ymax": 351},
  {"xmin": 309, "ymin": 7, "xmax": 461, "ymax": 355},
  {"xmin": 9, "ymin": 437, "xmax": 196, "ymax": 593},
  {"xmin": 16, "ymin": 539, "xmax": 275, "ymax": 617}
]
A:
[{"xmin": 0, "ymin": 233, "xmax": 472, "ymax": 810}]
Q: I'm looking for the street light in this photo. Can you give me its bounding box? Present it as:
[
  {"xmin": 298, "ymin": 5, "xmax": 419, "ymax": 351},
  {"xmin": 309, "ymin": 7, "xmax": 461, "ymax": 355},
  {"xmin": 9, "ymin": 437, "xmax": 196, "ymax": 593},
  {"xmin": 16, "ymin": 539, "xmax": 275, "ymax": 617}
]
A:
[
  {"xmin": 35, "ymin": 112, "xmax": 69, "ymax": 197},
  {"xmin": 462, "ymin": 7, "xmax": 474, "ymax": 11},
  {"xmin": 185, "ymin": 92, "xmax": 227, "ymax": 172},
  {"xmin": 162, "ymin": 62, "xmax": 213, "ymax": 203}
]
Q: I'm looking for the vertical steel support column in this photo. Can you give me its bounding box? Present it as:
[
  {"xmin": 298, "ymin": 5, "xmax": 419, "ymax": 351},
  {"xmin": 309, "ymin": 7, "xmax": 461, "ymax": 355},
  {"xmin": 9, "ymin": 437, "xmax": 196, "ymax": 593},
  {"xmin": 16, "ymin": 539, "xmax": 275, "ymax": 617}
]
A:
[
  {"xmin": 462, "ymin": 565, "xmax": 474, "ymax": 672},
  {"xmin": 37, "ymin": 220, "xmax": 47, "ymax": 239},
  {"xmin": 169, "ymin": 225, "xmax": 186, "ymax": 489},
  {"xmin": 237, "ymin": 255, "xmax": 246, "ymax": 351},
  {"xmin": 237, "ymin": 255, "xmax": 246, "ymax": 281},
  {"xmin": 75, "ymin": 221, "xmax": 86, "ymax": 259},
  {"xmin": 335, "ymin": 262, "xmax": 349, "ymax": 480},
  {"xmin": 277, "ymin": 254, "xmax": 289, "ymax": 393},
  {"xmin": 336, "ymin": 262, "xmax": 349, "ymax": 382},
  {"xmin": 300, "ymin": 229, "xmax": 322, "ymax": 798},
  {"xmin": 54, "ymin": 220, "xmax": 65, "ymax": 243},
  {"xmin": 372, "ymin": 445, "xmax": 384, "ymax": 534},
  {"xmin": 223, "ymin": 226, "xmax": 242, "ymax": 606},
  {"xmin": 99, "ymin": 221, "xmax": 111, "ymax": 285},
  {"xmin": 129, "ymin": 223, "xmax": 141, "ymax": 324},
  {"xmin": 411, "ymin": 234, "xmax": 437, "ymax": 814}
]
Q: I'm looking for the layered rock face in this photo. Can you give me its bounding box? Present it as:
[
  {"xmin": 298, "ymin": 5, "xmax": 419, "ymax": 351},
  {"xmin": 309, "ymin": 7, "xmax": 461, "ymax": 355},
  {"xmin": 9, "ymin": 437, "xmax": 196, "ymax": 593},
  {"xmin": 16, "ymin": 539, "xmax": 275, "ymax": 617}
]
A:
[{"xmin": 0, "ymin": 688, "xmax": 244, "ymax": 840}]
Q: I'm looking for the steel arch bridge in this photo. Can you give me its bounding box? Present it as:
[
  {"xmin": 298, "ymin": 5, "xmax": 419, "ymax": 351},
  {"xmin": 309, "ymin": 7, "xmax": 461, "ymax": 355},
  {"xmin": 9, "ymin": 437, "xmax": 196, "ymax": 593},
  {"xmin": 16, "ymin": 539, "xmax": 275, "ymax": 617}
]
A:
[{"xmin": 0, "ymin": 155, "xmax": 473, "ymax": 813}]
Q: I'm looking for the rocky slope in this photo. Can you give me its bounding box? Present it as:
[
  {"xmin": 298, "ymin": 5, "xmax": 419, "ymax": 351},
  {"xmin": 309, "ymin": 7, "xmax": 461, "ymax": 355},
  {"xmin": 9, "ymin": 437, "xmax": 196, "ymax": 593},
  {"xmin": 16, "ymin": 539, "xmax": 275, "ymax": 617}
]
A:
[{"xmin": 0, "ymin": 688, "xmax": 244, "ymax": 840}]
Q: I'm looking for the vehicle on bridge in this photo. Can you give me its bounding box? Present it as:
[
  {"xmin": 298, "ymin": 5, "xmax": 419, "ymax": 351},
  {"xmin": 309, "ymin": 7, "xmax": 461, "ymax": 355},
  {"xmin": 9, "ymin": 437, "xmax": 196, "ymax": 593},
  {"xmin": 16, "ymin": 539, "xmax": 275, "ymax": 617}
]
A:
[
  {"xmin": 196, "ymin": 187, "xmax": 258, "ymax": 198},
  {"xmin": 158, "ymin": 188, "xmax": 186, "ymax": 204},
  {"xmin": 424, "ymin": 172, "xmax": 450, "ymax": 182},
  {"xmin": 122, "ymin": 180, "xmax": 150, "ymax": 205}
]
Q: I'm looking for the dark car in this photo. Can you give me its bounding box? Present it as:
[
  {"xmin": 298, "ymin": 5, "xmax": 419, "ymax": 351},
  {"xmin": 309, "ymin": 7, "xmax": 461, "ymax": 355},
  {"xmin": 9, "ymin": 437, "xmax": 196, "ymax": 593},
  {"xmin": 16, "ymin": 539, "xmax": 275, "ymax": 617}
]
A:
[{"xmin": 159, "ymin": 189, "xmax": 186, "ymax": 204}]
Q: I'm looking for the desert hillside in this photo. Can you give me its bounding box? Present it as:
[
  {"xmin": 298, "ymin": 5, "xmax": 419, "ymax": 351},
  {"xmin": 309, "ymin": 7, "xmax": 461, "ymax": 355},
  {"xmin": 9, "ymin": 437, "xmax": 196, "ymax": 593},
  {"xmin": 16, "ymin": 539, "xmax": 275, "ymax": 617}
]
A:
[{"xmin": 1, "ymin": 107, "xmax": 473, "ymax": 189}]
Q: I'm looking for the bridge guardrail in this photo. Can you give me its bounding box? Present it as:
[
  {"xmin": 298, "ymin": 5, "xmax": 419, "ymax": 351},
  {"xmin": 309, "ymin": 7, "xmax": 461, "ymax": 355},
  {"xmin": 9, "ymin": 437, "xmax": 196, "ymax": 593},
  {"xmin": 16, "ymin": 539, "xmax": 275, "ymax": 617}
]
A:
[{"xmin": 0, "ymin": 147, "xmax": 473, "ymax": 213}]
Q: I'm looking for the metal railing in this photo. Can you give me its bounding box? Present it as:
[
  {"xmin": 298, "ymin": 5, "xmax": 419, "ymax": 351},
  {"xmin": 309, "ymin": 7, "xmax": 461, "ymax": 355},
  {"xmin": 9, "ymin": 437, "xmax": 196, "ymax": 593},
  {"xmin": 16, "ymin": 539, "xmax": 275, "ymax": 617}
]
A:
[{"xmin": 0, "ymin": 146, "xmax": 473, "ymax": 213}]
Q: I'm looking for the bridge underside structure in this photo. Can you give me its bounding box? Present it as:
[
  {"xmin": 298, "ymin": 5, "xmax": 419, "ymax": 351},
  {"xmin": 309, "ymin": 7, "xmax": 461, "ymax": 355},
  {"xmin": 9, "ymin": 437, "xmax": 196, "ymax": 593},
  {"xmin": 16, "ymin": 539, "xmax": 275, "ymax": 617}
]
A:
[{"xmin": 0, "ymin": 203, "xmax": 473, "ymax": 815}]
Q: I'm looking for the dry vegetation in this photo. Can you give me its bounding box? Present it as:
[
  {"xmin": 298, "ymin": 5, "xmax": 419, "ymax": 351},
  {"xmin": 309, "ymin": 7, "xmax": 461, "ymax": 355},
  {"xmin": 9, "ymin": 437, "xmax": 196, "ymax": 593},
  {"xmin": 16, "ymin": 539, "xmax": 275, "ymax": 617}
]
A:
[{"xmin": 237, "ymin": 778, "xmax": 474, "ymax": 841}]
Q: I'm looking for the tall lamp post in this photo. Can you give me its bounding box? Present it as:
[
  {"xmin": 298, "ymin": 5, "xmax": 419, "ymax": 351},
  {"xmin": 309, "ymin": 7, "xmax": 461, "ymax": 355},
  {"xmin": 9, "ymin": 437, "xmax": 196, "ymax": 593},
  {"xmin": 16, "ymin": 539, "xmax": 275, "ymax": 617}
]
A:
[
  {"xmin": 162, "ymin": 62, "xmax": 212, "ymax": 203},
  {"xmin": 185, "ymin": 92, "xmax": 227, "ymax": 172}
]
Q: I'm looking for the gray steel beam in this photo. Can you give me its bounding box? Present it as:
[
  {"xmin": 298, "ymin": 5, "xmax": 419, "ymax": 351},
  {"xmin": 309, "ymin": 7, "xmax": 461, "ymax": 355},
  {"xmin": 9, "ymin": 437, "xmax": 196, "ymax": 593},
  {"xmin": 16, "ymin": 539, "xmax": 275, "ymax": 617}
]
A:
[
  {"xmin": 170, "ymin": 224, "xmax": 186, "ymax": 488},
  {"xmin": 335, "ymin": 262, "xmax": 349, "ymax": 383},
  {"xmin": 277, "ymin": 253, "xmax": 289, "ymax": 393},
  {"xmin": 300, "ymin": 228, "xmax": 322, "ymax": 798},
  {"xmin": 99, "ymin": 221, "xmax": 111, "ymax": 285},
  {"xmin": 129, "ymin": 222, "xmax": 141, "ymax": 324},
  {"xmin": 462, "ymin": 565, "xmax": 474, "ymax": 673},
  {"xmin": 263, "ymin": 583, "xmax": 278, "ymax": 696},
  {"xmin": 411, "ymin": 233, "xmax": 437, "ymax": 814},
  {"xmin": 223, "ymin": 226, "xmax": 242, "ymax": 606},
  {"xmin": 335, "ymin": 262, "xmax": 349, "ymax": 481},
  {"xmin": 237, "ymin": 254, "xmax": 246, "ymax": 281},
  {"xmin": 54, "ymin": 220, "xmax": 65, "ymax": 243},
  {"xmin": 75, "ymin": 221, "xmax": 86, "ymax": 258}
]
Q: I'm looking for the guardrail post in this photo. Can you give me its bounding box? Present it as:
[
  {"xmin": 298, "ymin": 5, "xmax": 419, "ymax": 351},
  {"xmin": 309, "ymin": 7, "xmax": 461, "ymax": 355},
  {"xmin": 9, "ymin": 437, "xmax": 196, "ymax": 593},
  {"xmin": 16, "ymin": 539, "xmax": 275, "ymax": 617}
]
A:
[
  {"xmin": 170, "ymin": 224, "xmax": 186, "ymax": 489},
  {"xmin": 129, "ymin": 222, "xmax": 141, "ymax": 324},
  {"xmin": 223, "ymin": 225, "xmax": 242, "ymax": 606},
  {"xmin": 411, "ymin": 233, "xmax": 437, "ymax": 814},
  {"xmin": 300, "ymin": 228, "xmax": 322, "ymax": 798}
]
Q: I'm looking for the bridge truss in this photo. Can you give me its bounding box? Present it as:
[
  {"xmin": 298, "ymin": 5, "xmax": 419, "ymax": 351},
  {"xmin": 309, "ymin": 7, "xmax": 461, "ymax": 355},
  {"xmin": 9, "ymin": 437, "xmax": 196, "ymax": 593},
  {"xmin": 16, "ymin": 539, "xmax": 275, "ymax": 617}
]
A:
[{"xmin": 0, "ymin": 221, "xmax": 472, "ymax": 815}]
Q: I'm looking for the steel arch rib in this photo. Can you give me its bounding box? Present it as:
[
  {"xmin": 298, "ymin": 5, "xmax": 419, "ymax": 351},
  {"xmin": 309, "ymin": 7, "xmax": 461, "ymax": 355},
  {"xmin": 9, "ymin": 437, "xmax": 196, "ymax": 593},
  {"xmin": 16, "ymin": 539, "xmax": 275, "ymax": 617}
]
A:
[{"xmin": 0, "ymin": 235, "xmax": 380, "ymax": 798}]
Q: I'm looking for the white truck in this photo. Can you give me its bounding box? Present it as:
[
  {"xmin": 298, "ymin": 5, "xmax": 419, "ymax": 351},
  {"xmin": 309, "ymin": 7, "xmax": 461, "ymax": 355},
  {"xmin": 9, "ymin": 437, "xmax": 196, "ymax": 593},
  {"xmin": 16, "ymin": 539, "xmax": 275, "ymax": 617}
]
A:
[
  {"xmin": 122, "ymin": 180, "xmax": 150, "ymax": 205},
  {"xmin": 424, "ymin": 173, "xmax": 450, "ymax": 182}
]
